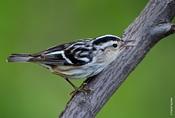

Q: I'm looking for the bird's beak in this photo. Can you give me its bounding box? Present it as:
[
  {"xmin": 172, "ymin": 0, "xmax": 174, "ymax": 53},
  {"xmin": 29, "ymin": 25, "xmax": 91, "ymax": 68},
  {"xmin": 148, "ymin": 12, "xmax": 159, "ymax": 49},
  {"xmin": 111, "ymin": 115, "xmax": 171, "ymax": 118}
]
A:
[{"xmin": 119, "ymin": 39, "xmax": 135, "ymax": 50}]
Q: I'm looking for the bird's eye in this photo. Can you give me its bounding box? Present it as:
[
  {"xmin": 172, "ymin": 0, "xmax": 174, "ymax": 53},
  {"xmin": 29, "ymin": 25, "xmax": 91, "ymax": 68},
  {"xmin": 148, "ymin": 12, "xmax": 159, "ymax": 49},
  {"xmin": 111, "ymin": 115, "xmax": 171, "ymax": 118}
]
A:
[{"xmin": 112, "ymin": 44, "xmax": 118, "ymax": 48}]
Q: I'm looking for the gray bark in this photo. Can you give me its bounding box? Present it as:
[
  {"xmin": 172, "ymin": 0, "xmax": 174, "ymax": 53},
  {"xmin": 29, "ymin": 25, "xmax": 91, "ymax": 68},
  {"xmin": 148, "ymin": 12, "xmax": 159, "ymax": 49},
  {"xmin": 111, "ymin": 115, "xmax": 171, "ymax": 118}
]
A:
[{"xmin": 59, "ymin": 0, "xmax": 175, "ymax": 118}]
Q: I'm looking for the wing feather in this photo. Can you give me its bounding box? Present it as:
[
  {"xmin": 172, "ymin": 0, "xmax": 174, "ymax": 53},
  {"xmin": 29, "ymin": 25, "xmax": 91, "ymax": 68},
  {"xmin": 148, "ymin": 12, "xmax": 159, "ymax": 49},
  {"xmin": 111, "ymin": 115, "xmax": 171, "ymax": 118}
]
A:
[
  {"xmin": 64, "ymin": 41, "xmax": 93, "ymax": 66},
  {"xmin": 29, "ymin": 40, "xmax": 94, "ymax": 66}
]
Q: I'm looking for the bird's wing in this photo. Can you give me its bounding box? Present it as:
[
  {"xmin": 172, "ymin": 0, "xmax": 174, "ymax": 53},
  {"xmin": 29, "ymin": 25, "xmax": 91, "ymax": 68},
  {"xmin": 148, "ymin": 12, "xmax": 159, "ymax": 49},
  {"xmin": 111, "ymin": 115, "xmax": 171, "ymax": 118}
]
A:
[
  {"xmin": 64, "ymin": 40, "xmax": 94, "ymax": 66},
  {"xmin": 29, "ymin": 40, "xmax": 94, "ymax": 66},
  {"xmin": 29, "ymin": 42, "xmax": 73, "ymax": 65}
]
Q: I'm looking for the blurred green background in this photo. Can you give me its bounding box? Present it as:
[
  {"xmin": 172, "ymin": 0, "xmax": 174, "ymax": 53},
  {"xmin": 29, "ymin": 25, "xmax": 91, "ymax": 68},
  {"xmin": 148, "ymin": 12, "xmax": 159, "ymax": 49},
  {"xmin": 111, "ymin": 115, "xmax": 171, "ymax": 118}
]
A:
[{"xmin": 0, "ymin": 0, "xmax": 175, "ymax": 118}]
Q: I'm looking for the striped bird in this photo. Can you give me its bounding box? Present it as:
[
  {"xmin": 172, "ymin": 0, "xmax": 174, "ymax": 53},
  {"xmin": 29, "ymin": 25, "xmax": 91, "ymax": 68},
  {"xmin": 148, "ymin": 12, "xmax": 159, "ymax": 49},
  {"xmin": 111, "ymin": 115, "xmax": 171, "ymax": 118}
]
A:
[{"xmin": 7, "ymin": 35, "xmax": 133, "ymax": 93}]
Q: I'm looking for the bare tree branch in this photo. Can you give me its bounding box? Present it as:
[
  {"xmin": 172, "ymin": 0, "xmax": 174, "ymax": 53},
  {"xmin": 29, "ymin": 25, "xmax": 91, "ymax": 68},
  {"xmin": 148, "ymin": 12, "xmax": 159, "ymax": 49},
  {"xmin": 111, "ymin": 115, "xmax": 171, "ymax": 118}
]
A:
[{"xmin": 59, "ymin": 0, "xmax": 175, "ymax": 118}]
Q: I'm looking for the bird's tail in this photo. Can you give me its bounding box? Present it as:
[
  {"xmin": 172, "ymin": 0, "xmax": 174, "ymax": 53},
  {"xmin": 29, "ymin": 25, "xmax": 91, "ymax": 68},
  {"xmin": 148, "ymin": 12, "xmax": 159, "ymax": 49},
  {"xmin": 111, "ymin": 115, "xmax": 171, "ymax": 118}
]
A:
[{"xmin": 7, "ymin": 54, "xmax": 33, "ymax": 62}]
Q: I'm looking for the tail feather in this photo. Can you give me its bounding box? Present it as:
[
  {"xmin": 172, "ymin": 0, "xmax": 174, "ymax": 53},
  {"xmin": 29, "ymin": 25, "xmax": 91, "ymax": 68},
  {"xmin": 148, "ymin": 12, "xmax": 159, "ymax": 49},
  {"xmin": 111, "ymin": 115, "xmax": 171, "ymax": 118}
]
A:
[{"xmin": 7, "ymin": 54, "xmax": 33, "ymax": 62}]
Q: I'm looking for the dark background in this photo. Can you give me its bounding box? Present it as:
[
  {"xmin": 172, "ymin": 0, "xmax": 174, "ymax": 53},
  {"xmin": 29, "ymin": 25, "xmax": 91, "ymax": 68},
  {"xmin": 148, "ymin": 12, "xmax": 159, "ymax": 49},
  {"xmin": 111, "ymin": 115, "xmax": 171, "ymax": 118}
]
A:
[{"xmin": 1, "ymin": 0, "xmax": 175, "ymax": 118}]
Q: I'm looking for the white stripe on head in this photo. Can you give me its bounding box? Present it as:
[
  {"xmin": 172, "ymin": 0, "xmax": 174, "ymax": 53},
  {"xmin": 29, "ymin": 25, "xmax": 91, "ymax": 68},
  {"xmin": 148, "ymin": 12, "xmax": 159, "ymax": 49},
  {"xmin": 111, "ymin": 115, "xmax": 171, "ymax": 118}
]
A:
[{"xmin": 96, "ymin": 34, "xmax": 121, "ymax": 40}]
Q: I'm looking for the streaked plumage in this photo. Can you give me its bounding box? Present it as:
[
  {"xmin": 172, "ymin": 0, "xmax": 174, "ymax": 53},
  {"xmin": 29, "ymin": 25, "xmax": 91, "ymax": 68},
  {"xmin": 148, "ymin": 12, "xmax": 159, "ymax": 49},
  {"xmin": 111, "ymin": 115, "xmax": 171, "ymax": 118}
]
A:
[
  {"xmin": 7, "ymin": 34, "xmax": 134, "ymax": 92},
  {"xmin": 8, "ymin": 35, "xmax": 125, "ymax": 78}
]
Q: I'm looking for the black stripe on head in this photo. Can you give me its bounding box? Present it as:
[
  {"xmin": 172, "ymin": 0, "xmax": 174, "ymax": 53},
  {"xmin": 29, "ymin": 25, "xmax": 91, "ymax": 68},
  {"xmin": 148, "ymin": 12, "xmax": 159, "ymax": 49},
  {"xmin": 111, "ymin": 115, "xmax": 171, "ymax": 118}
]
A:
[{"xmin": 93, "ymin": 35, "xmax": 121, "ymax": 45}]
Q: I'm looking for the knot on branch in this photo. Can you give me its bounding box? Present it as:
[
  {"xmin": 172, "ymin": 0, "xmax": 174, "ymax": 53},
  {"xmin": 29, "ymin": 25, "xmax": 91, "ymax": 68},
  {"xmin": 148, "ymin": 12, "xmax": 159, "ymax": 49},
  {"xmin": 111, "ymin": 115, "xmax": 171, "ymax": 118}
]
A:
[{"xmin": 151, "ymin": 23, "xmax": 175, "ymax": 38}]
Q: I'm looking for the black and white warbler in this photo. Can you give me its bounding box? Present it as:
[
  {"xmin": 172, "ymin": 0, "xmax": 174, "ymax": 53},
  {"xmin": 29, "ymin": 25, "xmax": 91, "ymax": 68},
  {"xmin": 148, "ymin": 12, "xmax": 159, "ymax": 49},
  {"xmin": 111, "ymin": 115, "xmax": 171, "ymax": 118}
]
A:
[{"xmin": 7, "ymin": 35, "xmax": 133, "ymax": 94}]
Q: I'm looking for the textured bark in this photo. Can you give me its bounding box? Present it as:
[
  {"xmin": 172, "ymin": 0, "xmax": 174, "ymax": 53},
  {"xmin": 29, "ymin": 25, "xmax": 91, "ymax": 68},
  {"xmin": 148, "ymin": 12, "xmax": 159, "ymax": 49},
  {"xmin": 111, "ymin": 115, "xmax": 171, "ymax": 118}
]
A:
[{"xmin": 60, "ymin": 0, "xmax": 175, "ymax": 118}]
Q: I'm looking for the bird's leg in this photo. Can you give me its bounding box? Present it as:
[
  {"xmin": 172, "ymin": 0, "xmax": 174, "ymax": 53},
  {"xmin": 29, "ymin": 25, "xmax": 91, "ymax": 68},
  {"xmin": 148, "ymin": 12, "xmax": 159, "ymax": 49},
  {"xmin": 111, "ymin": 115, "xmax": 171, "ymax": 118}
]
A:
[
  {"xmin": 65, "ymin": 78, "xmax": 77, "ymax": 90},
  {"xmin": 52, "ymin": 71, "xmax": 91, "ymax": 95},
  {"xmin": 64, "ymin": 78, "xmax": 91, "ymax": 95}
]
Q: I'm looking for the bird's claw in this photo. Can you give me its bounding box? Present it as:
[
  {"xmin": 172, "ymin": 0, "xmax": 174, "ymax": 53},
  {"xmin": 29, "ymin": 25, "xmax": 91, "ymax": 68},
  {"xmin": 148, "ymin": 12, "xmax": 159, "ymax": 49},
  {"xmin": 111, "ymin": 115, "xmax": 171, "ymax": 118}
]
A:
[{"xmin": 69, "ymin": 86, "xmax": 91, "ymax": 96}]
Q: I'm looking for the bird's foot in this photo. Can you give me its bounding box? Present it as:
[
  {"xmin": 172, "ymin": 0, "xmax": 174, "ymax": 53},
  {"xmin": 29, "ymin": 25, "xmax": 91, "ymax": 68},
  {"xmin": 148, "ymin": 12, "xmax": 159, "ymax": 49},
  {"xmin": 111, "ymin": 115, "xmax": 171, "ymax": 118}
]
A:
[{"xmin": 69, "ymin": 85, "xmax": 91, "ymax": 96}]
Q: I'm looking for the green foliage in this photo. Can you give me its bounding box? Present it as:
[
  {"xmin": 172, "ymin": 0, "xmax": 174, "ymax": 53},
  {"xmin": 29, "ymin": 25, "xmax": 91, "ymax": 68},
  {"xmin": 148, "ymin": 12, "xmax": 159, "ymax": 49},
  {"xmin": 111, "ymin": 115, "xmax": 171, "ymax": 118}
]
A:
[{"xmin": 0, "ymin": 0, "xmax": 175, "ymax": 118}]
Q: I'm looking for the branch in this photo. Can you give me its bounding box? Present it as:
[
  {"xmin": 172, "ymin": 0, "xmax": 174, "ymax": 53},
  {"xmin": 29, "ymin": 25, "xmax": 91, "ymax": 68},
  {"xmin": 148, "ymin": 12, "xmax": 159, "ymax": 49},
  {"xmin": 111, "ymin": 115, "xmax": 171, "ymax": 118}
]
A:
[{"xmin": 60, "ymin": 0, "xmax": 175, "ymax": 118}]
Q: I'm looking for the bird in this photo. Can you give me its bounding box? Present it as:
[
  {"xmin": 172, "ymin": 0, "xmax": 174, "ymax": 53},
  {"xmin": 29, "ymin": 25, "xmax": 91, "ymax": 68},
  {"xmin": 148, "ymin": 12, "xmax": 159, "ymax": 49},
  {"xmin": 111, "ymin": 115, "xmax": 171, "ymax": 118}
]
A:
[{"xmin": 7, "ymin": 35, "xmax": 134, "ymax": 94}]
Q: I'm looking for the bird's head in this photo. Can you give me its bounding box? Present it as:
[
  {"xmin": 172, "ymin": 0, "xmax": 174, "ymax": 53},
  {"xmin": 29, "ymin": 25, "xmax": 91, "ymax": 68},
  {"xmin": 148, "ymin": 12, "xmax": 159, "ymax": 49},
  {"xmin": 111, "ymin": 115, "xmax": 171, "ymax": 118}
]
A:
[
  {"xmin": 92, "ymin": 35, "xmax": 124, "ymax": 52},
  {"xmin": 92, "ymin": 35, "xmax": 135, "ymax": 62}
]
